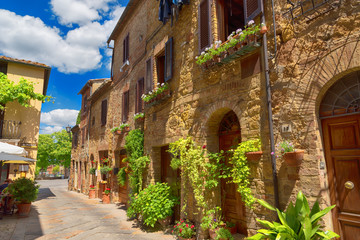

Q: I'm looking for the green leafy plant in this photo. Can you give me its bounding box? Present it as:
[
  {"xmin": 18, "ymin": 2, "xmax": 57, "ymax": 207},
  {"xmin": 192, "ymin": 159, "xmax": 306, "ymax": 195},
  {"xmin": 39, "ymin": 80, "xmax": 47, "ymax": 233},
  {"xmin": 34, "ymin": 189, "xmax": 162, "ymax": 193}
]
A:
[
  {"xmin": 7, "ymin": 178, "xmax": 39, "ymax": 203},
  {"xmin": 276, "ymin": 140, "xmax": 295, "ymax": 158},
  {"xmin": 117, "ymin": 167, "xmax": 127, "ymax": 187},
  {"xmin": 134, "ymin": 112, "xmax": 145, "ymax": 120},
  {"xmin": 228, "ymin": 139, "xmax": 261, "ymax": 208},
  {"xmin": 120, "ymin": 123, "xmax": 130, "ymax": 131},
  {"xmin": 216, "ymin": 227, "xmax": 234, "ymax": 240},
  {"xmin": 226, "ymin": 221, "xmax": 236, "ymax": 228},
  {"xmin": 201, "ymin": 207, "xmax": 224, "ymax": 230},
  {"xmin": 100, "ymin": 165, "xmax": 112, "ymax": 175},
  {"xmin": 111, "ymin": 126, "xmax": 120, "ymax": 133},
  {"xmin": 195, "ymin": 21, "xmax": 261, "ymax": 66},
  {"xmin": 141, "ymin": 82, "xmax": 169, "ymax": 102},
  {"xmin": 101, "ymin": 157, "xmax": 110, "ymax": 164},
  {"xmin": 125, "ymin": 129, "xmax": 149, "ymax": 195},
  {"xmin": 248, "ymin": 191, "xmax": 339, "ymax": 240},
  {"xmin": 127, "ymin": 182, "xmax": 179, "ymax": 227},
  {"xmin": 0, "ymin": 73, "xmax": 52, "ymax": 110},
  {"xmin": 173, "ymin": 219, "xmax": 196, "ymax": 238},
  {"xmin": 104, "ymin": 187, "xmax": 111, "ymax": 194},
  {"xmin": 89, "ymin": 167, "xmax": 96, "ymax": 175}
]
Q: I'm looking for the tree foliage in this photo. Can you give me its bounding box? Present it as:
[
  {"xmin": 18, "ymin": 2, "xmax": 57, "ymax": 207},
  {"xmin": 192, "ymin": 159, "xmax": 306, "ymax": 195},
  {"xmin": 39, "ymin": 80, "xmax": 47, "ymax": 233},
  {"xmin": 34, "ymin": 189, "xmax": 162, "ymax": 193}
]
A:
[
  {"xmin": 76, "ymin": 110, "xmax": 81, "ymax": 125},
  {"xmin": 37, "ymin": 130, "xmax": 72, "ymax": 169},
  {"xmin": 0, "ymin": 73, "xmax": 52, "ymax": 110}
]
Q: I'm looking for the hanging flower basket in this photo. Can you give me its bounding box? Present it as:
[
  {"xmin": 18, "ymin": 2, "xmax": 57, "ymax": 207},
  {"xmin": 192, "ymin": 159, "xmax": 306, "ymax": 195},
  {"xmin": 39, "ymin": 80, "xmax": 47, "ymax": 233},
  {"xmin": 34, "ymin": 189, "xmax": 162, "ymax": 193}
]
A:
[
  {"xmin": 283, "ymin": 150, "xmax": 304, "ymax": 167},
  {"xmin": 245, "ymin": 151, "xmax": 263, "ymax": 162},
  {"xmin": 114, "ymin": 130, "xmax": 122, "ymax": 135}
]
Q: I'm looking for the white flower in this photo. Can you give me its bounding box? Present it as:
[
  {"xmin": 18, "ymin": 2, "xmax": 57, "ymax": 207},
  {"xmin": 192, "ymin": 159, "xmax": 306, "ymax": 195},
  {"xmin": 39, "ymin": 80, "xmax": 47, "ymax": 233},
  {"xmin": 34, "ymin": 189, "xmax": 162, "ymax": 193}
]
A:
[
  {"xmin": 205, "ymin": 47, "xmax": 209, "ymax": 51},
  {"xmin": 236, "ymin": 28, "xmax": 242, "ymax": 34},
  {"xmin": 201, "ymin": 51, "xmax": 205, "ymax": 55},
  {"xmin": 248, "ymin": 20, "xmax": 255, "ymax": 25},
  {"xmin": 210, "ymin": 44, "xmax": 213, "ymax": 48},
  {"xmin": 161, "ymin": 83, "xmax": 165, "ymax": 86},
  {"xmin": 195, "ymin": 56, "xmax": 198, "ymax": 60},
  {"xmin": 157, "ymin": 82, "xmax": 160, "ymax": 85}
]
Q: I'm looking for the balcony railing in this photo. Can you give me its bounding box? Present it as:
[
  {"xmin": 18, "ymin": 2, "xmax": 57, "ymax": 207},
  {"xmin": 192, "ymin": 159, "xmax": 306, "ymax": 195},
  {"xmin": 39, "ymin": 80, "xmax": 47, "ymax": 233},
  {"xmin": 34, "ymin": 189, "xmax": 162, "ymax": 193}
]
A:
[{"xmin": 0, "ymin": 120, "xmax": 21, "ymax": 139}]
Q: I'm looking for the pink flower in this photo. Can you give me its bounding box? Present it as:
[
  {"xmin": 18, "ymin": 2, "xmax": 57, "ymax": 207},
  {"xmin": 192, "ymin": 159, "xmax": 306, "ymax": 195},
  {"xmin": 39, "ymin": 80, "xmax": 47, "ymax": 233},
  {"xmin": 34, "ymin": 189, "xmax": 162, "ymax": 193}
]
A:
[
  {"xmin": 179, "ymin": 229, "xmax": 182, "ymax": 233},
  {"xmin": 181, "ymin": 220, "xmax": 184, "ymax": 223},
  {"xmin": 174, "ymin": 225, "xmax": 176, "ymax": 228},
  {"xmin": 191, "ymin": 225, "xmax": 194, "ymax": 229},
  {"xmin": 271, "ymin": 152, "xmax": 274, "ymax": 155},
  {"xmin": 186, "ymin": 224, "xmax": 188, "ymax": 228},
  {"xmin": 177, "ymin": 223, "xmax": 180, "ymax": 226}
]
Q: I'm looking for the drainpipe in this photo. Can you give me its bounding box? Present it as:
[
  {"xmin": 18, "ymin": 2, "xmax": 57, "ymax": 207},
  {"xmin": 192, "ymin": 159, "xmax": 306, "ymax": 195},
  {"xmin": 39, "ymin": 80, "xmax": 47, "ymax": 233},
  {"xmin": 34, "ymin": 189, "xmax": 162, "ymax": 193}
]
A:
[{"xmin": 260, "ymin": 0, "xmax": 280, "ymax": 209}]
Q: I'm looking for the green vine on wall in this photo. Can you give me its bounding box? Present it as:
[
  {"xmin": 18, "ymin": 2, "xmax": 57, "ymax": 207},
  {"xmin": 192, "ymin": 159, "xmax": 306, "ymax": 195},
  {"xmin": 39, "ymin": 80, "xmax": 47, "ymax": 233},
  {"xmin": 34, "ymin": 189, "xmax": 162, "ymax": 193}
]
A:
[{"xmin": 124, "ymin": 129, "xmax": 149, "ymax": 195}]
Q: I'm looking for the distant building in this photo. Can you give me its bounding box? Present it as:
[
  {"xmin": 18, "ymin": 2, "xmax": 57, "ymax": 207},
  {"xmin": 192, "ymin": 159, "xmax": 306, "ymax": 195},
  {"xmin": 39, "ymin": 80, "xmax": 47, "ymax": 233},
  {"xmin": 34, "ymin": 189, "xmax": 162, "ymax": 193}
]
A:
[{"xmin": 0, "ymin": 56, "xmax": 50, "ymax": 181}]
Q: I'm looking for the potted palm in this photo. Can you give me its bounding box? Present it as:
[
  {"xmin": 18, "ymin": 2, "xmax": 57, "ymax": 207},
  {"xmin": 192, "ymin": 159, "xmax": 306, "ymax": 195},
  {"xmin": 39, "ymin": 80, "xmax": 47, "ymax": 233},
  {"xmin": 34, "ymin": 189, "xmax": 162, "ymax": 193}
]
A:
[{"xmin": 7, "ymin": 178, "xmax": 39, "ymax": 217}]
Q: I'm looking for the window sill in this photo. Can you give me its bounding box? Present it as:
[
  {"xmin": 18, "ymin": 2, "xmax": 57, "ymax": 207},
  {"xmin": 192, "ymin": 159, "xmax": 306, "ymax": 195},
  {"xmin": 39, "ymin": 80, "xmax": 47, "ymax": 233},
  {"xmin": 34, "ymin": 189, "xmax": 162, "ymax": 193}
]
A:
[{"xmin": 144, "ymin": 89, "xmax": 171, "ymax": 108}]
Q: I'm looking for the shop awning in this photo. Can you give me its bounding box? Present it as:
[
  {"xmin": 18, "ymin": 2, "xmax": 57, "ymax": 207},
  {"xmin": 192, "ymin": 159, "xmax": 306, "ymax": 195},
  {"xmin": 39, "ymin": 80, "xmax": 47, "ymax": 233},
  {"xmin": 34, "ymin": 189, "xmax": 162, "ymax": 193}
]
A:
[
  {"xmin": 0, "ymin": 142, "xmax": 28, "ymax": 156},
  {"xmin": 0, "ymin": 152, "xmax": 36, "ymax": 163}
]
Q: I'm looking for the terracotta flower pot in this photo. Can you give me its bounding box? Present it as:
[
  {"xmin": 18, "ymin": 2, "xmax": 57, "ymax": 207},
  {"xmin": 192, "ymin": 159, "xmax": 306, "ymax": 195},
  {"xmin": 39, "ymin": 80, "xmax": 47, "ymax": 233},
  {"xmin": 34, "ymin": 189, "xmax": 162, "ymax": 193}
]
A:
[
  {"xmin": 226, "ymin": 226, "xmax": 237, "ymax": 234},
  {"xmin": 102, "ymin": 193, "xmax": 111, "ymax": 204},
  {"xmin": 158, "ymin": 215, "xmax": 172, "ymax": 227},
  {"xmin": 209, "ymin": 228, "xmax": 217, "ymax": 239},
  {"xmin": 89, "ymin": 189, "xmax": 96, "ymax": 199},
  {"xmin": 260, "ymin": 25, "xmax": 268, "ymax": 34},
  {"xmin": 114, "ymin": 130, "xmax": 122, "ymax": 135},
  {"xmin": 245, "ymin": 151, "xmax": 263, "ymax": 162},
  {"xmin": 283, "ymin": 150, "xmax": 304, "ymax": 167},
  {"xmin": 17, "ymin": 203, "xmax": 31, "ymax": 217}
]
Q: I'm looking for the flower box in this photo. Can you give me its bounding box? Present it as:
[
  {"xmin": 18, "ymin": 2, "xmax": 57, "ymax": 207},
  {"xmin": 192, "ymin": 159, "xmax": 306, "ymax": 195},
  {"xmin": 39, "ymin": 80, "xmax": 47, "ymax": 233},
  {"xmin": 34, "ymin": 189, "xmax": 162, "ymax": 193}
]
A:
[
  {"xmin": 283, "ymin": 150, "xmax": 304, "ymax": 167},
  {"xmin": 114, "ymin": 130, "xmax": 122, "ymax": 135},
  {"xmin": 245, "ymin": 151, "xmax": 263, "ymax": 162}
]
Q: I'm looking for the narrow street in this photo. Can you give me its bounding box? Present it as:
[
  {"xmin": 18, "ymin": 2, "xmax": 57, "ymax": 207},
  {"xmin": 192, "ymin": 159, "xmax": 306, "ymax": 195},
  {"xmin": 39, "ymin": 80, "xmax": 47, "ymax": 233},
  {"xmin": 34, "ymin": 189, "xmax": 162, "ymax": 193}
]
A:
[{"xmin": 1, "ymin": 179, "xmax": 174, "ymax": 240}]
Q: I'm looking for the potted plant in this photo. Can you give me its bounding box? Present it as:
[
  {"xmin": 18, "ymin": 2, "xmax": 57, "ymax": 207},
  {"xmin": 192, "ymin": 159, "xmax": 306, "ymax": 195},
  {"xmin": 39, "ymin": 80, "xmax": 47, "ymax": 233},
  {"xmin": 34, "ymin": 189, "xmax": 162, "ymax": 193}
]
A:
[
  {"xmin": 134, "ymin": 112, "xmax": 145, "ymax": 123},
  {"xmin": 126, "ymin": 182, "xmax": 179, "ymax": 227},
  {"xmin": 89, "ymin": 185, "xmax": 96, "ymax": 199},
  {"xmin": 248, "ymin": 191, "xmax": 339, "ymax": 239},
  {"xmin": 111, "ymin": 126, "xmax": 121, "ymax": 135},
  {"xmin": 215, "ymin": 227, "xmax": 234, "ymax": 240},
  {"xmin": 242, "ymin": 139, "xmax": 263, "ymax": 162},
  {"xmin": 201, "ymin": 207, "xmax": 225, "ymax": 239},
  {"xmin": 89, "ymin": 167, "xmax": 96, "ymax": 175},
  {"xmin": 119, "ymin": 123, "xmax": 130, "ymax": 132},
  {"xmin": 276, "ymin": 140, "xmax": 304, "ymax": 166},
  {"xmin": 225, "ymin": 221, "xmax": 236, "ymax": 234},
  {"xmin": 100, "ymin": 165, "xmax": 112, "ymax": 180},
  {"xmin": 7, "ymin": 178, "xmax": 39, "ymax": 217},
  {"xmin": 102, "ymin": 187, "xmax": 111, "ymax": 204},
  {"xmin": 173, "ymin": 220, "xmax": 196, "ymax": 240}
]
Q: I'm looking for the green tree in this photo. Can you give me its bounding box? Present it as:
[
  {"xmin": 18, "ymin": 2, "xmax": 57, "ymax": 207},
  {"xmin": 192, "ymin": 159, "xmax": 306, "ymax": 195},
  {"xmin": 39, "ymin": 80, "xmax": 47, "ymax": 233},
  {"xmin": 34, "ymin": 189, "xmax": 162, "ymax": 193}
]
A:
[
  {"xmin": 0, "ymin": 73, "xmax": 52, "ymax": 110},
  {"xmin": 52, "ymin": 165, "xmax": 60, "ymax": 174},
  {"xmin": 36, "ymin": 130, "xmax": 72, "ymax": 169},
  {"xmin": 76, "ymin": 110, "xmax": 81, "ymax": 125}
]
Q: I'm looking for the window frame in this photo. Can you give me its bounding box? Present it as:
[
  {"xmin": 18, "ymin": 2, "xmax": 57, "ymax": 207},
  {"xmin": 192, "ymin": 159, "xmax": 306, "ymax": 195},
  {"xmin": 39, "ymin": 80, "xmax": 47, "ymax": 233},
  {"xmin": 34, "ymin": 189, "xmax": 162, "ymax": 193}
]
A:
[
  {"xmin": 101, "ymin": 99, "xmax": 108, "ymax": 126},
  {"xmin": 198, "ymin": 0, "xmax": 212, "ymax": 53},
  {"xmin": 123, "ymin": 33, "xmax": 129, "ymax": 63},
  {"xmin": 122, "ymin": 90, "xmax": 130, "ymax": 123},
  {"xmin": 136, "ymin": 78, "xmax": 144, "ymax": 113}
]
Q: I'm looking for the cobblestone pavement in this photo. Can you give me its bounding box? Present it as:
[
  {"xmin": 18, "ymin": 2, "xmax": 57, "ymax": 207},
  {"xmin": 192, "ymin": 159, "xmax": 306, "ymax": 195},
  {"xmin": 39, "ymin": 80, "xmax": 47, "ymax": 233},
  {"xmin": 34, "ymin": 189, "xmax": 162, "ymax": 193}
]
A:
[{"xmin": 0, "ymin": 179, "xmax": 175, "ymax": 240}]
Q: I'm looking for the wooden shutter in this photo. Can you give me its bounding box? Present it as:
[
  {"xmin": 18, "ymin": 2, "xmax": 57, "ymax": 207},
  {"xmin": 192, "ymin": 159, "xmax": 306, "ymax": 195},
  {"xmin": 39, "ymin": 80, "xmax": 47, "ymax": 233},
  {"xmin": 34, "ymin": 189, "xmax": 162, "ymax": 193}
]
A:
[
  {"xmin": 244, "ymin": 0, "xmax": 262, "ymax": 23},
  {"xmin": 101, "ymin": 99, "xmax": 107, "ymax": 126},
  {"xmin": 122, "ymin": 91, "xmax": 129, "ymax": 123},
  {"xmin": 164, "ymin": 37, "xmax": 173, "ymax": 82},
  {"xmin": 136, "ymin": 78, "xmax": 144, "ymax": 113},
  {"xmin": 199, "ymin": 0, "xmax": 211, "ymax": 52},
  {"xmin": 145, "ymin": 58, "xmax": 153, "ymax": 93},
  {"xmin": 0, "ymin": 62, "xmax": 7, "ymax": 75},
  {"xmin": 123, "ymin": 34, "xmax": 129, "ymax": 63},
  {"xmin": 123, "ymin": 38, "xmax": 126, "ymax": 63}
]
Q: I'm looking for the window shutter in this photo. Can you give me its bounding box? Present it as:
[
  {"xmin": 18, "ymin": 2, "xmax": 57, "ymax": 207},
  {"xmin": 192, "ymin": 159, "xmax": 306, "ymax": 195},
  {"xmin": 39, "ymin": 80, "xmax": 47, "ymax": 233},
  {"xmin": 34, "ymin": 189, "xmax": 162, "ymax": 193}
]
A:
[
  {"xmin": 122, "ymin": 91, "xmax": 129, "ymax": 122},
  {"xmin": 145, "ymin": 58, "xmax": 153, "ymax": 93},
  {"xmin": 244, "ymin": 0, "xmax": 262, "ymax": 23},
  {"xmin": 101, "ymin": 100, "xmax": 107, "ymax": 126},
  {"xmin": 0, "ymin": 62, "xmax": 7, "ymax": 75},
  {"xmin": 126, "ymin": 34, "xmax": 129, "ymax": 61},
  {"xmin": 199, "ymin": 0, "xmax": 211, "ymax": 52},
  {"xmin": 123, "ymin": 38, "xmax": 126, "ymax": 63},
  {"xmin": 138, "ymin": 78, "xmax": 144, "ymax": 112},
  {"xmin": 164, "ymin": 37, "xmax": 173, "ymax": 82}
]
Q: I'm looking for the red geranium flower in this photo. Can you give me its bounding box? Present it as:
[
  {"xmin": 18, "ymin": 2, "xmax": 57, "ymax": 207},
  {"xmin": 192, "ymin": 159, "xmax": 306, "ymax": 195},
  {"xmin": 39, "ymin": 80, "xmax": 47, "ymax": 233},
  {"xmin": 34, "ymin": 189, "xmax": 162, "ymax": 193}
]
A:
[
  {"xmin": 191, "ymin": 225, "xmax": 194, "ymax": 229},
  {"xmin": 173, "ymin": 225, "xmax": 176, "ymax": 228},
  {"xmin": 186, "ymin": 224, "xmax": 188, "ymax": 228},
  {"xmin": 179, "ymin": 229, "xmax": 182, "ymax": 233}
]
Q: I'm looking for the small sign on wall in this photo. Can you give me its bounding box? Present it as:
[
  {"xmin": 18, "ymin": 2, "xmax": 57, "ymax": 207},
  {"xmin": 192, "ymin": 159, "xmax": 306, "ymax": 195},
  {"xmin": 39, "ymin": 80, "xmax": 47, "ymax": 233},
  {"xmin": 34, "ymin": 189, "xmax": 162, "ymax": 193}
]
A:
[{"xmin": 281, "ymin": 124, "xmax": 292, "ymax": 133}]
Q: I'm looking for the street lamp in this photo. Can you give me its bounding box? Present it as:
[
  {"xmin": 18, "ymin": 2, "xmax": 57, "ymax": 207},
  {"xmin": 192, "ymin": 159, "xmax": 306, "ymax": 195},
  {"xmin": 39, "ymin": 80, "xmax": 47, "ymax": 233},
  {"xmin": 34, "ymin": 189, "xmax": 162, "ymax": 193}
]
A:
[{"xmin": 65, "ymin": 125, "xmax": 72, "ymax": 140}]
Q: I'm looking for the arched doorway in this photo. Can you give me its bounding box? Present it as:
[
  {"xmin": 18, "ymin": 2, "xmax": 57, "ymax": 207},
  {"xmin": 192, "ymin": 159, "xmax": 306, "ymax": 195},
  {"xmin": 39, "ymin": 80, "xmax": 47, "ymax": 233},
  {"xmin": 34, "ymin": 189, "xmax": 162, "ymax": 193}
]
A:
[
  {"xmin": 218, "ymin": 111, "xmax": 246, "ymax": 235},
  {"xmin": 320, "ymin": 70, "xmax": 360, "ymax": 238}
]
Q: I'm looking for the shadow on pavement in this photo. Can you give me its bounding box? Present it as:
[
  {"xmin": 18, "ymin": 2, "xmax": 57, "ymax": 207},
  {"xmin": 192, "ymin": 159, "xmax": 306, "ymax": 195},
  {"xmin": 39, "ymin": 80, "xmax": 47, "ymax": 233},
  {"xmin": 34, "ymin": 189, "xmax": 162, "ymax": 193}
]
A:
[{"xmin": 36, "ymin": 187, "xmax": 56, "ymax": 201}]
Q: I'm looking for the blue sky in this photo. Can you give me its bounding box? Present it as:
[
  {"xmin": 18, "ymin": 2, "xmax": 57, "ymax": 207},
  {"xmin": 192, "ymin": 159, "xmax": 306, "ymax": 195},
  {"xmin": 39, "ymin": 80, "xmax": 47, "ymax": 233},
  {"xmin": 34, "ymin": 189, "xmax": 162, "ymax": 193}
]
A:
[{"xmin": 0, "ymin": 0, "xmax": 129, "ymax": 134}]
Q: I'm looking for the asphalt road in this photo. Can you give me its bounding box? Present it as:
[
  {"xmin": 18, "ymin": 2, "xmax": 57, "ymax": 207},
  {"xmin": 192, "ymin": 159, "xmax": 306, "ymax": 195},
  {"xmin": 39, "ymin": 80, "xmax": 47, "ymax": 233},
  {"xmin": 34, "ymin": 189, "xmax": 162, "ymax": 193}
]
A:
[{"xmin": 2, "ymin": 179, "xmax": 174, "ymax": 240}]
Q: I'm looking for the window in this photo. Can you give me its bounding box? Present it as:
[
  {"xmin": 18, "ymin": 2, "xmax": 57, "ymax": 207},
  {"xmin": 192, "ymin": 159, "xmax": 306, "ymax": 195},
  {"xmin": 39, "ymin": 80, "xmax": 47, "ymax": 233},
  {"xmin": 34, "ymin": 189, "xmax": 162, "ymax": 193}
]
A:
[
  {"xmin": 0, "ymin": 62, "xmax": 7, "ymax": 75},
  {"xmin": 216, "ymin": 0, "xmax": 261, "ymax": 42},
  {"xmin": 136, "ymin": 78, "xmax": 144, "ymax": 113},
  {"xmin": 199, "ymin": 0, "xmax": 211, "ymax": 52},
  {"xmin": 101, "ymin": 99, "xmax": 107, "ymax": 126},
  {"xmin": 83, "ymin": 95, "xmax": 88, "ymax": 112},
  {"xmin": 73, "ymin": 132, "xmax": 79, "ymax": 148},
  {"xmin": 156, "ymin": 38, "xmax": 173, "ymax": 84},
  {"xmin": 123, "ymin": 34, "xmax": 129, "ymax": 63},
  {"xmin": 145, "ymin": 58, "xmax": 153, "ymax": 93},
  {"xmin": 122, "ymin": 90, "xmax": 129, "ymax": 123},
  {"xmin": 81, "ymin": 128, "xmax": 85, "ymax": 146}
]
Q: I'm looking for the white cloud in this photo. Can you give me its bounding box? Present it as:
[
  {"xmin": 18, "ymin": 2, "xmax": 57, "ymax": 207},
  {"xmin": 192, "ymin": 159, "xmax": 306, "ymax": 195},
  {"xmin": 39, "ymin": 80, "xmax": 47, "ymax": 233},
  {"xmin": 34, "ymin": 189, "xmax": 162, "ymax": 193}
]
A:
[
  {"xmin": 50, "ymin": 0, "xmax": 117, "ymax": 26},
  {"xmin": 0, "ymin": 5, "xmax": 125, "ymax": 74},
  {"xmin": 41, "ymin": 109, "xmax": 79, "ymax": 128},
  {"xmin": 40, "ymin": 125, "xmax": 64, "ymax": 135}
]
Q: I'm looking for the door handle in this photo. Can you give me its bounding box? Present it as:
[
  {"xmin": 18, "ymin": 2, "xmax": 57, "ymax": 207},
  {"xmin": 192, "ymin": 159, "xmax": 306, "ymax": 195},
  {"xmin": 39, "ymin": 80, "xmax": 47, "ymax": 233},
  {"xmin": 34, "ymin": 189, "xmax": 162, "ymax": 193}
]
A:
[{"xmin": 345, "ymin": 181, "xmax": 355, "ymax": 190}]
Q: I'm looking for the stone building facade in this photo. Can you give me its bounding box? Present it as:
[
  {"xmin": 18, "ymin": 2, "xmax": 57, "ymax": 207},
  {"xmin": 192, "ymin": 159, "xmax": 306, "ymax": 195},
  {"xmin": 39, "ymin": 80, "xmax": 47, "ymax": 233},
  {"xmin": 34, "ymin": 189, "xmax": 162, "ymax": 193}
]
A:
[{"xmin": 70, "ymin": 0, "xmax": 360, "ymax": 238}]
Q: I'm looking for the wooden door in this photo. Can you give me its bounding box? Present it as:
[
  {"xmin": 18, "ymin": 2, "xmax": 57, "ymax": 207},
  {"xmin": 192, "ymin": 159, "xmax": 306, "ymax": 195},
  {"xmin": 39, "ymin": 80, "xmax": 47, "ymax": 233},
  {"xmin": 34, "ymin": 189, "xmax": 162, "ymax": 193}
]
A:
[
  {"xmin": 118, "ymin": 154, "xmax": 128, "ymax": 204},
  {"xmin": 161, "ymin": 145, "xmax": 180, "ymax": 221},
  {"xmin": 322, "ymin": 114, "xmax": 360, "ymax": 239},
  {"xmin": 219, "ymin": 111, "xmax": 246, "ymax": 235}
]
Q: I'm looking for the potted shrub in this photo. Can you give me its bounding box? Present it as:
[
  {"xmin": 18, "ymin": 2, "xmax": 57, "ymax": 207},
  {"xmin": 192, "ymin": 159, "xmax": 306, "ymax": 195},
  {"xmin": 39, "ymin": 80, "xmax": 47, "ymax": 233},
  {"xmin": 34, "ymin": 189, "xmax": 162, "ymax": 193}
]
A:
[
  {"xmin": 126, "ymin": 182, "xmax": 179, "ymax": 227},
  {"xmin": 7, "ymin": 178, "xmax": 39, "ymax": 217},
  {"xmin": 89, "ymin": 167, "xmax": 96, "ymax": 175},
  {"xmin": 89, "ymin": 185, "xmax": 96, "ymax": 199},
  {"xmin": 100, "ymin": 165, "xmax": 112, "ymax": 180},
  {"xmin": 248, "ymin": 191, "xmax": 339, "ymax": 239},
  {"xmin": 276, "ymin": 140, "xmax": 304, "ymax": 167},
  {"xmin": 215, "ymin": 227, "xmax": 234, "ymax": 240},
  {"xmin": 110, "ymin": 126, "xmax": 121, "ymax": 135},
  {"xmin": 173, "ymin": 220, "xmax": 196, "ymax": 240},
  {"xmin": 102, "ymin": 187, "xmax": 111, "ymax": 204},
  {"xmin": 119, "ymin": 123, "xmax": 130, "ymax": 133}
]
